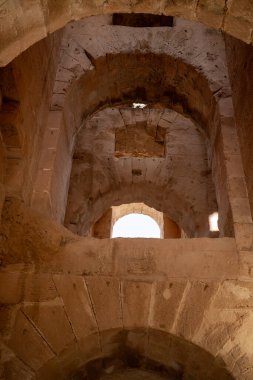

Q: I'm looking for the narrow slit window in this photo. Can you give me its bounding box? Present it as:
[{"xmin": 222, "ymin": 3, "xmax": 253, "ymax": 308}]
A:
[{"xmin": 209, "ymin": 212, "xmax": 219, "ymax": 232}]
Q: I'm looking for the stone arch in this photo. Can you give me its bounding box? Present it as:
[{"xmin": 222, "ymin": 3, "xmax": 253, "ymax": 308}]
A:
[
  {"xmin": 67, "ymin": 182, "xmax": 198, "ymax": 237},
  {"xmin": 30, "ymin": 16, "xmax": 251, "ymax": 243},
  {"xmin": 64, "ymin": 105, "xmax": 216, "ymax": 237},
  {"xmin": 40, "ymin": 25, "xmax": 228, "ymax": 230},
  {"xmin": 0, "ymin": 1, "xmax": 252, "ymax": 67},
  {"xmin": 35, "ymin": 328, "xmax": 235, "ymax": 380}
]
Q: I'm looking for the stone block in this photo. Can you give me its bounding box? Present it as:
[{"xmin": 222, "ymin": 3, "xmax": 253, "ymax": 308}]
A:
[
  {"xmin": 228, "ymin": 177, "xmax": 248, "ymax": 199},
  {"xmin": 149, "ymin": 281, "xmax": 187, "ymax": 332},
  {"xmin": 0, "ymin": 273, "xmax": 24, "ymax": 304},
  {"xmin": 122, "ymin": 281, "xmax": 152, "ymax": 328},
  {"xmin": 213, "ymin": 280, "xmax": 253, "ymax": 309},
  {"xmin": 30, "ymin": 189, "xmax": 53, "ymax": 218},
  {"xmin": 239, "ymin": 250, "xmax": 253, "ymax": 278},
  {"xmin": 230, "ymin": 197, "xmax": 252, "ymax": 224},
  {"xmin": 43, "ymin": 128, "xmax": 61, "ymax": 150},
  {"xmin": 8, "ymin": 310, "xmax": 54, "ymax": 371},
  {"xmin": 173, "ymin": 281, "xmax": 218, "ymax": 340},
  {"xmin": 3, "ymin": 357, "xmax": 34, "ymax": 380},
  {"xmin": 0, "ymin": 305, "xmax": 18, "ymax": 339},
  {"xmin": 33, "ymin": 169, "xmax": 52, "ymax": 192},
  {"xmin": 53, "ymin": 275, "xmax": 97, "ymax": 340},
  {"xmin": 86, "ymin": 276, "xmax": 122, "ymax": 331},
  {"xmin": 196, "ymin": 0, "xmax": 225, "ymax": 29},
  {"xmin": 23, "ymin": 301, "xmax": 75, "ymax": 354},
  {"xmin": 225, "ymin": 154, "xmax": 245, "ymax": 179},
  {"xmin": 224, "ymin": 0, "xmax": 253, "ymax": 43},
  {"xmin": 38, "ymin": 149, "xmax": 56, "ymax": 171},
  {"xmin": 234, "ymin": 223, "xmax": 253, "ymax": 251},
  {"xmin": 23, "ymin": 273, "xmax": 58, "ymax": 302}
]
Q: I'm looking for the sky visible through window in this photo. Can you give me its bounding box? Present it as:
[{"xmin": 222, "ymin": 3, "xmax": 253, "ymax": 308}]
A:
[
  {"xmin": 112, "ymin": 213, "xmax": 160, "ymax": 238},
  {"xmin": 209, "ymin": 212, "xmax": 219, "ymax": 231}
]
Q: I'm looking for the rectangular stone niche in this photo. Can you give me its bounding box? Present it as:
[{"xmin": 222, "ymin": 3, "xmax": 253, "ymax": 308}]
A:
[
  {"xmin": 112, "ymin": 13, "xmax": 174, "ymax": 27},
  {"xmin": 115, "ymin": 123, "xmax": 165, "ymax": 158}
]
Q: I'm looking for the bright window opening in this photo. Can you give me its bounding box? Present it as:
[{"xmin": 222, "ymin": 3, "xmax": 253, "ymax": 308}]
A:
[
  {"xmin": 132, "ymin": 102, "xmax": 147, "ymax": 109},
  {"xmin": 112, "ymin": 213, "xmax": 161, "ymax": 238},
  {"xmin": 209, "ymin": 212, "xmax": 219, "ymax": 232}
]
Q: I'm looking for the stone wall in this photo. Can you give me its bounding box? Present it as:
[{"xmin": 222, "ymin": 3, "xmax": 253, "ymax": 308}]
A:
[
  {"xmin": 2, "ymin": 30, "xmax": 63, "ymax": 204},
  {"xmin": 225, "ymin": 36, "xmax": 253, "ymax": 219}
]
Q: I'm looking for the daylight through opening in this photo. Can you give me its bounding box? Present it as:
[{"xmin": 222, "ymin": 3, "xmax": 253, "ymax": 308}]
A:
[
  {"xmin": 112, "ymin": 213, "xmax": 161, "ymax": 238},
  {"xmin": 209, "ymin": 212, "xmax": 219, "ymax": 232}
]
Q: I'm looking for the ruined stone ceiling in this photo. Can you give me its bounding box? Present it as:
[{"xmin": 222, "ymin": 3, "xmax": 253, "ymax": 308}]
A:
[
  {"xmin": 55, "ymin": 15, "xmax": 228, "ymax": 132},
  {"xmin": 0, "ymin": 0, "xmax": 252, "ymax": 67}
]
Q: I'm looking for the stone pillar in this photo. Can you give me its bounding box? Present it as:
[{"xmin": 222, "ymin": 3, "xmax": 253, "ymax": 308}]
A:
[
  {"xmin": 163, "ymin": 215, "xmax": 181, "ymax": 238},
  {"xmin": 0, "ymin": 89, "xmax": 5, "ymax": 220},
  {"xmin": 31, "ymin": 110, "xmax": 73, "ymax": 223},
  {"xmin": 217, "ymin": 97, "xmax": 253, "ymax": 255}
]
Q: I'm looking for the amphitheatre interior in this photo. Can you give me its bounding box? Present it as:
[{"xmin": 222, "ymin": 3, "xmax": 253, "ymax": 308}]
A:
[{"xmin": 1, "ymin": 1, "xmax": 253, "ymax": 380}]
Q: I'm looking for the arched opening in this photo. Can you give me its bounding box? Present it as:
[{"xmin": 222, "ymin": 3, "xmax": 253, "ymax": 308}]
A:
[
  {"xmin": 33, "ymin": 328, "xmax": 235, "ymax": 380},
  {"xmin": 112, "ymin": 213, "xmax": 161, "ymax": 238}
]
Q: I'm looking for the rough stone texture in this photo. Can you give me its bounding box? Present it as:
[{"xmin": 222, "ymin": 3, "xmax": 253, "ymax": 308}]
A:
[
  {"xmin": 0, "ymin": 199, "xmax": 252, "ymax": 379},
  {"xmin": 0, "ymin": 1, "xmax": 253, "ymax": 67},
  {"xmin": 26, "ymin": 16, "xmax": 250, "ymax": 243},
  {"xmin": 64, "ymin": 107, "xmax": 217, "ymax": 237},
  {"xmin": 0, "ymin": 30, "xmax": 63, "ymax": 211},
  {"xmin": 1, "ymin": 8, "xmax": 253, "ymax": 380},
  {"xmin": 225, "ymin": 36, "xmax": 253, "ymax": 229}
]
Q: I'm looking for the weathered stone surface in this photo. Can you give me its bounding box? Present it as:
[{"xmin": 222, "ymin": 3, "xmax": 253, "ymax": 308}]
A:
[
  {"xmin": 149, "ymin": 281, "xmax": 187, "ymax": 332},
  {"xmin": 122, "ymin": 281, "xmax": 152, "ymax": 328},
  {"xmin": 173, "ymin": 281, "xmax": 218, "ymax": 340},
  {"xmin": 1, "ymin": 6, "xmax": 253, "ymax": 380},
  {"xmin": 0, "ymin": 0, "xmax": 253, "ymax": 67},
  {"xmin": 85, "ymin": 277, "xmax": 122, "ymax": 331},
  {"xmin": 64, "ymin": 106, "xmax": 216, "ymax": 237},
  {"xmin": 22, "ymin": 302, "xmax": 75, "ymax": 354},
  {"xmin": 53, "ymin": 275, "xmax": 98, "ymax": 340},
  {"xmin": 8, "ymin": 310, "xmax": 54, "ymax": 371}
]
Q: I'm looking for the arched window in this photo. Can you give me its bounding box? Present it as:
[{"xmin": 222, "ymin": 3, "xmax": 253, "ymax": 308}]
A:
[{"xmin": 112, "ymin": 213, "xmax": 161, "ymax": 238}]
